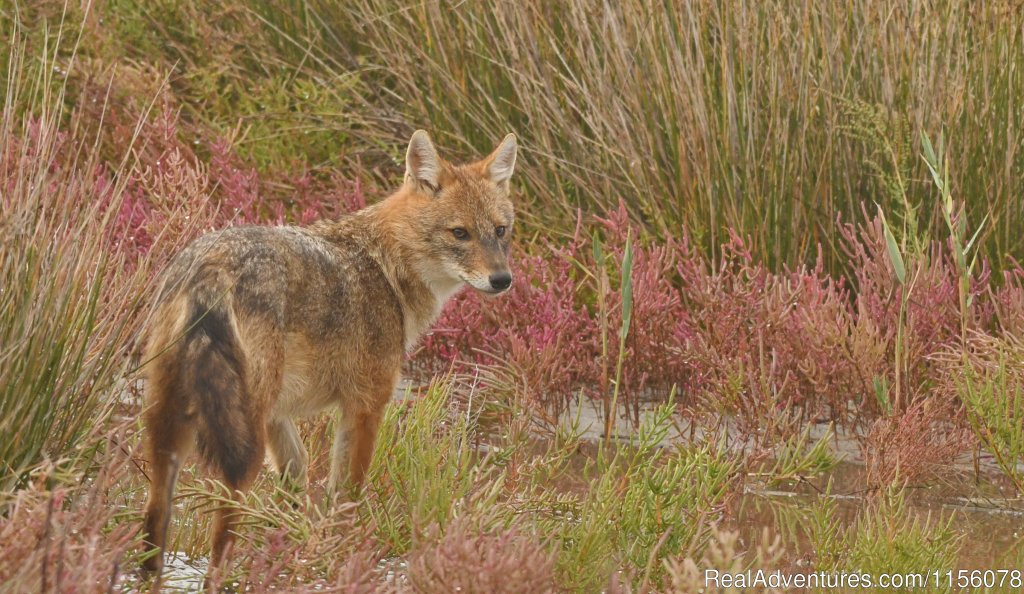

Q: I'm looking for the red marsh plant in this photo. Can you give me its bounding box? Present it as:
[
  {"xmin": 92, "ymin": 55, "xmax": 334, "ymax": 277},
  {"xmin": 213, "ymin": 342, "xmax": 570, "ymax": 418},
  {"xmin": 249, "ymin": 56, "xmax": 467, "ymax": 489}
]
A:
[
  {"xmin": 838, "ymin": 210, "xmax": 991, "ymax": 412},
  {"xmin": 106, "ymin": 105, "xmax": 219, "ymax": 264},
  {"xmin": 860, "ymin": 399, "xmax": 973, "ymax": 490},
  {"xmin": 407, "ymin": 517, "xmax": 558, "ymax": 594},
  {"xmin": 106, "ymin": 104, "xmax": 362, "ymax": 267},
  {"xmin": 417, "ymin": 202, "xmax": 865, "ymax": 435},
  {"xmin": 206, "ymin": 134, "xmax": 361, "ymax": 226},
  {"xmin": 672, "ymin": 228, "xmax": 865, "ymax": 441},
  {"xmin": 0, "ymin": 425, "xmax": 141, "ymax": 593}
]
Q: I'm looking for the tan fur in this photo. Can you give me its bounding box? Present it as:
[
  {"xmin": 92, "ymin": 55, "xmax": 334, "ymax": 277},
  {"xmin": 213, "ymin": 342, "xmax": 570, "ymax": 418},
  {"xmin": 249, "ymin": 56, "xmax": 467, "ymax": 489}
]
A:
[{"xmin": 140, "ymin": 131, "xmax": 518, "ymax": 584}]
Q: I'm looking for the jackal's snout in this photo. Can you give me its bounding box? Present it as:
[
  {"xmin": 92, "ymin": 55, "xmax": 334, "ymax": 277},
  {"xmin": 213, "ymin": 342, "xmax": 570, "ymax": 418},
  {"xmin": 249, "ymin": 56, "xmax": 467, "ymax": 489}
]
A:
[
  {"xmin": 462, "ymin": 263, "xmax": 513, "ymax": 295},
  {"xmin": 469, "ymin": 243, "xmax": 513, "ymax": 294},
  {"xmin": 488, "ymin": 271, "xmax": 512, "ymax": 291}
]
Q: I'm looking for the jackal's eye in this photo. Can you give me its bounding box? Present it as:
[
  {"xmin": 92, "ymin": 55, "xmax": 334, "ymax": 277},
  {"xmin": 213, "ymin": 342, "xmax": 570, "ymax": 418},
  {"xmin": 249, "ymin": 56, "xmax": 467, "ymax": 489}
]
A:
[
  {"xmin": 451, "ymin": 227, "xmax": 470, "ymax": 240},
  {"xmin": 495, "ymin": 225, "xmax": 507, "ymax": 238}
]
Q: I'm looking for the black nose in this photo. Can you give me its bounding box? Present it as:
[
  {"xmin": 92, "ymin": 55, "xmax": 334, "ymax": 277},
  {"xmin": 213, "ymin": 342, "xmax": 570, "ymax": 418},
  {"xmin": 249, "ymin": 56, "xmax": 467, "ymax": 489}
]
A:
[{"xmin": 488, "ymin": 272, "xmax": 512, "ymax": 291}]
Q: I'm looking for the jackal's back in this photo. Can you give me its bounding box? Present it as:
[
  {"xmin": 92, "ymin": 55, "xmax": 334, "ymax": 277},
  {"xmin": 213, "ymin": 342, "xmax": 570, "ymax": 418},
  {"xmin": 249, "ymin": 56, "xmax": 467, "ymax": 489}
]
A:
[{"xmin": 153, "ymin": 224, "xmax": 403, "ymax": 346}]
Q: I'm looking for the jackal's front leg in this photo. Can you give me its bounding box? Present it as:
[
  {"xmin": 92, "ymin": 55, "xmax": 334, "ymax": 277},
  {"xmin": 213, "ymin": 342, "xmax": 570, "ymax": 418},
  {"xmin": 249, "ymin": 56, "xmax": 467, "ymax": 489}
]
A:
[
  {"xmin": 267, "ymin": 418, "xmax": 308, "ymax": 490},
  {"xmin": 328, "ymin": 407, "xmax": 385, "ymax": 498},
  {"xmin": 327, "ymin": 412, "xmax": 352, "ymax": 497}
]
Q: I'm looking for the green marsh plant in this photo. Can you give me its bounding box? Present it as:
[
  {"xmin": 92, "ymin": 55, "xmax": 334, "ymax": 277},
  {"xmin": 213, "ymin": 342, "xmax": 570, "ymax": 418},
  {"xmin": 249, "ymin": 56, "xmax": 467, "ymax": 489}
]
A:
[{"xmin": 958, "ymin": 343, "xmax": 1024, "ymax": 495}]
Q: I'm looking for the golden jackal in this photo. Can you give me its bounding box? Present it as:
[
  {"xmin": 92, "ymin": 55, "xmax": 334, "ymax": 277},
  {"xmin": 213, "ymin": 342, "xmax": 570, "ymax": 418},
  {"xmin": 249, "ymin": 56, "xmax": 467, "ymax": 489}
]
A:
[{"xmin": 141, "ymin": 130, "xmax": 518, "ymax": 576}]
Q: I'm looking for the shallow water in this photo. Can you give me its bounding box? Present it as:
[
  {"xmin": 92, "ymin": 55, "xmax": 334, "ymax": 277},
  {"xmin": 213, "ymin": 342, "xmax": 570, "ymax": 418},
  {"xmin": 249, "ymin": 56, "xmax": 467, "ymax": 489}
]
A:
[
  {"xmin": 116, "ymin": 554, "xmax": 208, "ymax": 592},
  {"xmin": 159, "ymin": 554, "xmax": 208, "ymax": 591},
  {"xmin": 139, "ymin": 390, "xmax": 1024, "ymax": 589},
  {"xmin": 732, "ymin": 462, "xmax": 1024, "ymax": 571},
  {"xmin": 555, "ymin": 397, "xmax": 1024, "ymax": 570}
]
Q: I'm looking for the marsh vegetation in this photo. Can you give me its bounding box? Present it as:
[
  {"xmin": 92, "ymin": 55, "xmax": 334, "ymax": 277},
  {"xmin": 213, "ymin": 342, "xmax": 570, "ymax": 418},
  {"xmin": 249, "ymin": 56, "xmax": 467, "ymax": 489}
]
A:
[{"xmin": 3, "ymin": 1, "xmax": 1024, "ymax": 592}]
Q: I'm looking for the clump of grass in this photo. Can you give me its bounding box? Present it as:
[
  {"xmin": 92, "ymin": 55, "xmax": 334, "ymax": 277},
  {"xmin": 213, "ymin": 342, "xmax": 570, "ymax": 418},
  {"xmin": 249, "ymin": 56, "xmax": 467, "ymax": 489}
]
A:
[
  {"xmin": 663, "ymin": 526, "xmax": 786, "ymax": 594},
  {"xmin": 1, "ymin": 41, "xmax": 108, "ymax": 488},
  {"xmin": 0, "ymin": 27, "xmax": 160, "ymax": 490},
  {"xmin": 364, "ymin": 381, "xmax": 513, "ymax": 555},
  {"xmin": 805, "ymin": 481, "xmax": 845, "ymax": 571},
  {"xmin": 552, "ymin": 400, "xmax": 742, "ymax": 590},
  {"xmin": 808, "ymin": 486, "xmax": 960, "ymax": 585},
  {"xmin": 614, "ymin": 405, "xmax": 739, "ymax": 576},
  {"xmin": 844, "ymin": 490, "xmax": 960, "ymax": 587}
]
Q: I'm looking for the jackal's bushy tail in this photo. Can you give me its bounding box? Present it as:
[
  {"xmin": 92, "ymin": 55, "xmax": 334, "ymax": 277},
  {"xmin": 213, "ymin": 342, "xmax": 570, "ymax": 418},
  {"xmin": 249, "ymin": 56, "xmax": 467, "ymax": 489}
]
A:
[{"xmin": 182, "ymin": 286, "xmax": 260, "ymax": 486}]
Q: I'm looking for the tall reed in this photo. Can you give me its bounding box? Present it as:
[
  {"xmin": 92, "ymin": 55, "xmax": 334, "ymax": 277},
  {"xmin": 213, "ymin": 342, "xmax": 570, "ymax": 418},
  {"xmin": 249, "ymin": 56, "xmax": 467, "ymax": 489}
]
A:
[{"xmin": 329, "ymin": 0, "xmax": 1023, "ymax": 271}]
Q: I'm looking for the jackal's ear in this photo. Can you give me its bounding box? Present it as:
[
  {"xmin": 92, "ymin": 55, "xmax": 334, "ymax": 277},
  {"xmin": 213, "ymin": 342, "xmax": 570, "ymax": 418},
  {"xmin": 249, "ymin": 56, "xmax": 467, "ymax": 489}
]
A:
[
  {"xmin": 483, "ymin": 133, "xmax": 517, "ymax": 188},
  {"xmin": 405, "ymin": 130, "xmax": 442, "ymax": 194}
]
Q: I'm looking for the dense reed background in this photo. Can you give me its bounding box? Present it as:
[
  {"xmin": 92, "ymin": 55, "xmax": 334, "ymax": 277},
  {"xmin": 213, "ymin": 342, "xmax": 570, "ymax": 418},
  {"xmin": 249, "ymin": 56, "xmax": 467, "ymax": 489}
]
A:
[{"xmin": 9, "ymin": 1, "xmax": 1023, "ymax": 268}]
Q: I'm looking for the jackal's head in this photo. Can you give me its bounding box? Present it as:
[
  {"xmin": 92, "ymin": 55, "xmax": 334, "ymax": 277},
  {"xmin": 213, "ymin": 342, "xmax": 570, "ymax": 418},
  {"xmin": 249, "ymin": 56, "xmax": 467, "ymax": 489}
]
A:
[{"xmin": 397, "ymin": 130, "xmax": 518, "ymax": 297}]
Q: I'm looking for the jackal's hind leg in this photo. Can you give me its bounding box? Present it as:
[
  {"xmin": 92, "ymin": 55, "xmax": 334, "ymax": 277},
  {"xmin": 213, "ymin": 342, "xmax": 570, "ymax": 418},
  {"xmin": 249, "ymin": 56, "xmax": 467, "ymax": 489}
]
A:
[
  {"xmin": 141, "ymin": 404, "xmax": 196, "ymax": 577},
  {"xmin": 207, "ymin": 452, "xmax": 262, "ymax": 581}
]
